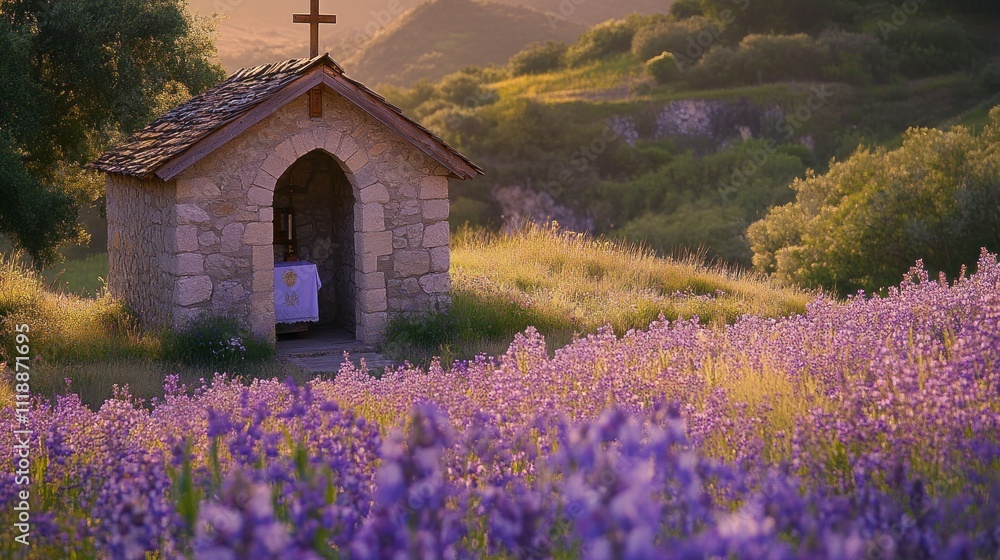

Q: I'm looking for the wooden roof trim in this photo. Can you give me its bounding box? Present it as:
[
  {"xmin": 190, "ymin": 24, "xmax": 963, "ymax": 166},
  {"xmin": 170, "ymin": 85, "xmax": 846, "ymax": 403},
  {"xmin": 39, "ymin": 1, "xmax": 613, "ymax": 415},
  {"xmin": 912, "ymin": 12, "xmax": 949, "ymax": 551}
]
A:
[
  {"xmin": 320, "ymin": 68, "xmax": 481, "ymax": 180},
  {"xmin": 155, "ymin": 69, "xmax": 326, "ymax": 181}
]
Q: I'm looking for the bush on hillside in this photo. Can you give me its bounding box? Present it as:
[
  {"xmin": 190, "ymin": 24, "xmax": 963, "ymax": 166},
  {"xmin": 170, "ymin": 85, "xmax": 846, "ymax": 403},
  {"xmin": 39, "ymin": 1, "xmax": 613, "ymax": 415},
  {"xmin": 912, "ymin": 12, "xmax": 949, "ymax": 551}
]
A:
[
  {"xmin": 883, "ymin": 18, "xmax": 986, "ymax": 78},
  {"xmin": 670, "ymin": 0, "xmax": 705, "ymax": 19},
  {"xmin": 816, "ymin": 30, "xmax": 899, "ymax": 83},
  {"xmin": 978, "ymin": 59, "xmax": 1000, "ymax": 92},
  {"xmin": 680, "ymin": 32, "xmax": 895, "ymax": 88},
  {"xmin": 567, "ymin": 17, "xmax": 646, "ymax": 66},
  {"xmin": 682, "ymin": 45, "xmax": 743, "ymax": 89},
  {"xmin": 749, "ymin": 106, "xmax": 1000, "ymax": 294},
  {"xmin": 700, "ymin": 0, "xmax": 837, "ymax": 38},
  {"xmin": 616, "ymin": 203, "xmax": 751, "ymax": 264},
  {"xmin": 647, "ymin": 52, "xmax": 682, "ymax": 84},
  {"xmin": 817, "ymin": 30, "xmax": 894, "ymax": 85},
  {"xmin": 738, "ymin": 34, "xmax": 830, "ymax": 83},
  {"xmin": 437, "ymin": 72, "xmax": 496, "ymax": 107},
  {"xmin": 509, "ymin": 41, "xmax": 568, "ymax": 76},
  {"xmin": 631, "ymin": 17, "xmax": 718, "ymax": 63},
  {"xmin": 380, "ymin": 80, "xmax": 438, "ymax": 117}
]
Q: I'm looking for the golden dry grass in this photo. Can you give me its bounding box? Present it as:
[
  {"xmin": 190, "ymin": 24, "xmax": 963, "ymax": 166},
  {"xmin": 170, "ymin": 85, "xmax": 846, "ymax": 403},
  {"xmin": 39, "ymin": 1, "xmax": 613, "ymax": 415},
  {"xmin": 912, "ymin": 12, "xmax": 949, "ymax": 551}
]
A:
[
  {"xmin": 384, "ymin": 223, "xmax": 813, "ymax": 364},
  {"xmin": 0, "ymin": 254, "xmax": 299, "ymax": 409}
]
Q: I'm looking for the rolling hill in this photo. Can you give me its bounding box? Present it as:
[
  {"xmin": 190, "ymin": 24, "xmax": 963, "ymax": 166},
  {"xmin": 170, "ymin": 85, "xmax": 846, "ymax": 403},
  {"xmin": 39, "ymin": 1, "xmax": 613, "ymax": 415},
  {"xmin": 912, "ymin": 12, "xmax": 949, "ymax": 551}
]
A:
[
  {"xmin": 188, "ymin": 0, "xmax": 672, "ymax": 72},
  {"xmin": 341, "ymin": 0, "xmax": 585, "ymax": 86},
  {"xmin": 493, "ymin": 0, "xmax": 670, "ymax": 26}
]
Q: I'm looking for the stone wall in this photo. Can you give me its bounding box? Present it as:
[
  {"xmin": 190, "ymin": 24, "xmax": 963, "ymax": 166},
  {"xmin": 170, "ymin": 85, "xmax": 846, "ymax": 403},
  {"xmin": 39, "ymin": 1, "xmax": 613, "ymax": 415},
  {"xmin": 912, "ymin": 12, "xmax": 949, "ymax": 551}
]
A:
[
  {"xmin": 161, "ymin": 91, "xmax": 454, "ymax": 344},
  {"xmin": 168, "ymin": 171, "xmax": 259, "ymax": 333},
  {"xmin": 106, "ymin": 175, "xmax": 176, "ymax": 329}
]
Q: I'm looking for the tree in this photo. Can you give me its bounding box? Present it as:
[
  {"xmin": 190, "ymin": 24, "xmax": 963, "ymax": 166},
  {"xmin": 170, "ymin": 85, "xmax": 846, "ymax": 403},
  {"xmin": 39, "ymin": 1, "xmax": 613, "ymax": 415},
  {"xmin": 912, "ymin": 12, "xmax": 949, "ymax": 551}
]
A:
[
  {"xmin": 748, "ymin": 107, "xmax": 1000, "ymax": 294},
  {"xmin": 647, "ymin": 52, "xmax": 681, "ymax": 84},
  {"xmin": 0, "ymin": 0, "xmax": 225, "ymax": 266},
  {"xmin": 699, "ymin": 0, "xmax": 836, "ymax": 40},
  {"xmin": 670, "ymin": 0, "xmax": 704, "ymax": 20},
  {"xmin": 508, "ymin": 41, "xmax": 567, "ymax": 76}
]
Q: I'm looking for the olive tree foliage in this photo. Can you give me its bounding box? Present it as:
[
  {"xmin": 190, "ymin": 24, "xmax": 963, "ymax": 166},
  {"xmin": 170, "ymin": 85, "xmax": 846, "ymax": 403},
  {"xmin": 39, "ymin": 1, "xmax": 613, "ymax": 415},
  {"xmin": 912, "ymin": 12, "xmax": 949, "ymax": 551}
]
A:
[
  {"xmin": 0, "ymin": 0, "xmax": 225, "ymax": 266},
  {"xmin": 749, "ymin": 107, "xmax": 1000, "ymax": 295}
]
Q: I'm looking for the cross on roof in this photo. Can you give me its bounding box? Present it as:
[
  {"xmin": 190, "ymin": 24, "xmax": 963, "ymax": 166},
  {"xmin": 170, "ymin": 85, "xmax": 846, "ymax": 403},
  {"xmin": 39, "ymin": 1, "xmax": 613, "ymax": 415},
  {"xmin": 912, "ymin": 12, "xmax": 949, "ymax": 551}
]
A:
[{"xmin": 293, "ymin": 0, "xmax": 337, "ymax": 58}]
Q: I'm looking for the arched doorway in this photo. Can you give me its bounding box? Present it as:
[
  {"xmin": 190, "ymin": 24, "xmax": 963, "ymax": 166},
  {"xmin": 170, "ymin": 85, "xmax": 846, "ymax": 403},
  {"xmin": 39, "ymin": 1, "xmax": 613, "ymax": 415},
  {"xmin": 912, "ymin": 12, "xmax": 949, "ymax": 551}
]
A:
[{"xmin": 272, "ymin": 150, "xmax": 357, "ymax": 333}]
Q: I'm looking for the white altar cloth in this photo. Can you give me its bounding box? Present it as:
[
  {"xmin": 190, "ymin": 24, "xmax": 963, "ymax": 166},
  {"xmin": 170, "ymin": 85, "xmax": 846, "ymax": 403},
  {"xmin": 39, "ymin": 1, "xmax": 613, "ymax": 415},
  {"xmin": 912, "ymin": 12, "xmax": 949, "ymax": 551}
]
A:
[{"xmin": 274, "ymin": 261, "xmax": 322, "ymax": 324}]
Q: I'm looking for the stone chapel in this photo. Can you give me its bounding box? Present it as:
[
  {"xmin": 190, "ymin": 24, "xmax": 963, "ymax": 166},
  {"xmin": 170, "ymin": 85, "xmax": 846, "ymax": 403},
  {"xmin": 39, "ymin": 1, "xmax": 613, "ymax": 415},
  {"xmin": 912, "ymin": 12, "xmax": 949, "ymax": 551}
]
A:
[{"xmin": 90, "ymin": 54, "xmax": 482, "ymax": 344}]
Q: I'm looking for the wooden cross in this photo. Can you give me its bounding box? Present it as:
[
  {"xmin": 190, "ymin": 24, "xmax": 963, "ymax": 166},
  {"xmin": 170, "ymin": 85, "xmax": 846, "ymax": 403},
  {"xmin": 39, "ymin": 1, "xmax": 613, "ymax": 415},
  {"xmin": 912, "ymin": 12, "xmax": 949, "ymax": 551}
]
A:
[{"xmin": 293, "ymin": 0, "xmax": 336, "ymax": 58}]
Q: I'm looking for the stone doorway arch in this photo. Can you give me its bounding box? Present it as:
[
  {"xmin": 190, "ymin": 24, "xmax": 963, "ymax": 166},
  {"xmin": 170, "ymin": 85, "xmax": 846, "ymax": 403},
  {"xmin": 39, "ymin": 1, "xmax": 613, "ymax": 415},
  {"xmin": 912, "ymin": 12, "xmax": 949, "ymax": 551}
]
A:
[
  {"xmin": 272, "ymin": 150, "xmax": 357, "ymax": 332},
  {"xmin": 247, "ymin": 130, "xmax": 391, "ymax": 344}
]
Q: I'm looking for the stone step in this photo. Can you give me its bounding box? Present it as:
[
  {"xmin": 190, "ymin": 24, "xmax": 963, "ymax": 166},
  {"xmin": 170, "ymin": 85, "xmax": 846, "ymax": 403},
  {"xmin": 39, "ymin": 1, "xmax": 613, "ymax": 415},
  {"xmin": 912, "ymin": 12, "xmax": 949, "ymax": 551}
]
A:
[{"xmin": 276, "ymin": 327, "xmax": 394, "ymax": 374}]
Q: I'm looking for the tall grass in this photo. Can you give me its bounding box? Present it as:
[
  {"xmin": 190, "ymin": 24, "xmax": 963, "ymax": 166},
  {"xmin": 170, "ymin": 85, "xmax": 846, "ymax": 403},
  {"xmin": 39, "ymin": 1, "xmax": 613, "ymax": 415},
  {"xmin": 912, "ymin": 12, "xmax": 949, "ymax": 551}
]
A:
[
  {"xmin": 383, "ymin": 223, "xmax": 812, "ymax": 364},
  {"xmin": 0, "ymin": 254, "xmax": 293, "ymax": 409},
  {"xmin": 0, "ymin": 253, "xmax": 155, "ymax": 363}
]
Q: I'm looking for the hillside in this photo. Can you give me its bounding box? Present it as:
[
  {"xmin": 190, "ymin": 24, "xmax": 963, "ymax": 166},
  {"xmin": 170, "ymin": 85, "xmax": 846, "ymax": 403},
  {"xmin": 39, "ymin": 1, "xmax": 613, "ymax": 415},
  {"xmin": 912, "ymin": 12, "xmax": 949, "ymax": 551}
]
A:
[
  {"xmin": 341, "ymin": 0, "xmax": 585, "ymax": 86},
  {"xmin": 188, "ymin": 0, "xmax": 670, "ymax": 72},
  {"xmin": 376, "ymin": 8, "xmax": 1000, "ymax": 277},
  {"xmin": 493, "ymin": 0, "xmax": 671, "ymax": 25}
]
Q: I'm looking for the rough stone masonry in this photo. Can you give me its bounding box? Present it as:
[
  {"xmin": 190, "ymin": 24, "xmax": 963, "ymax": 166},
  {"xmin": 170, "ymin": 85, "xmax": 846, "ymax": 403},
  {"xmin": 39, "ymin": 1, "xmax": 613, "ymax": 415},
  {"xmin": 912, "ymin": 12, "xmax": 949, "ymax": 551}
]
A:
[{"xmin": 106, "ymin": 92, "xmax": 457, "ymax": 344}]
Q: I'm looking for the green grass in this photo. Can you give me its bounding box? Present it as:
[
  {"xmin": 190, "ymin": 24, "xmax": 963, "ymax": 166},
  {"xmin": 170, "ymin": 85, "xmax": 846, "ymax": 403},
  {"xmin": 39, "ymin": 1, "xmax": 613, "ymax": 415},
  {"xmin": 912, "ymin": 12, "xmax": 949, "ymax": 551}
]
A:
[
  {"xmin": 42, "ymin": 252, "xmax": 109, "ymax": 297},
  {"xmin": 492, "ymin": 54, "xmax": 647, "ymax": 101},
  {"xmin": 941, "ymin": 92, "xmax": 1000, "ymax": 130},
  {"xmin": 383, "ymin": 224, "xmax": 813, "ymax": 365},
  {"xmin": 487, "ymin": 53, "xmax": 806, "ymax": 109}
]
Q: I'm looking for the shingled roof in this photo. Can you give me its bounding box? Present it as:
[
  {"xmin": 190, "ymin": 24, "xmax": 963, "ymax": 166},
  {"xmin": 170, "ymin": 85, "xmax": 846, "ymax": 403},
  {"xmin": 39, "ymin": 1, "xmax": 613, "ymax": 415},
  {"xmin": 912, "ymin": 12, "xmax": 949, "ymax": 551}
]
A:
[{"xmin": 90, "ymin": 55, "xmax": 483, "ymax": 181}]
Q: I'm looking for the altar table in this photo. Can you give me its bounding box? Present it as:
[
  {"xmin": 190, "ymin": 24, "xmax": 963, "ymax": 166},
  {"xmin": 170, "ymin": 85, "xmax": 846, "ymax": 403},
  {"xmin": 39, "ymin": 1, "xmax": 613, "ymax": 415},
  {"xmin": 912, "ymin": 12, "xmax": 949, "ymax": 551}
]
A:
[{"xmin": 274, "ymin": 261, "xmax": 322, "ymax": 324}]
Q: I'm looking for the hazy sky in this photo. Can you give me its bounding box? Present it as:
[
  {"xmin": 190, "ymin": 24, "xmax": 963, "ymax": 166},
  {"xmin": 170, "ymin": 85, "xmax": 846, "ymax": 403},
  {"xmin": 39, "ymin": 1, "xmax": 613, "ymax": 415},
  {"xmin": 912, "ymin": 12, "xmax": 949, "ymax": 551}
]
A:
[{"xmin": 187, "ymin": 0, "xmax": 426, "ymax": 70}]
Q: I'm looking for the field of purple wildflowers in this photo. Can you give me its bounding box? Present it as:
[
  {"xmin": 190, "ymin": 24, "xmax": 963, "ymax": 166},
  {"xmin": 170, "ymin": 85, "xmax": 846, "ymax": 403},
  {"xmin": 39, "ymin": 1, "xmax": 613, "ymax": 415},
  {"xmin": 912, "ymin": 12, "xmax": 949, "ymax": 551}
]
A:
[{"xmin": 2, "ymin": 251, "xmax": 999, "ymax": 559}]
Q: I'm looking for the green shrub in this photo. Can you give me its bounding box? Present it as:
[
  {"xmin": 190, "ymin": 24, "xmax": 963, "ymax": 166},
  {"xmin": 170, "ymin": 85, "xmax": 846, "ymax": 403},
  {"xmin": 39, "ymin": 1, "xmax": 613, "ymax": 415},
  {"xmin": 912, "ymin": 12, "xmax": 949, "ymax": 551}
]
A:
[
  {"xmin": 509, "ymin": 41, "xmax": 568, "ymax": 76},
  {"xmin": 647, "ymin": 52, "xmax": 682, "ymax": 84},
  {"xmin": 817, "ymin": 30, "xmax": 893, "ymax": 85},
  {"xmin": 749, "ymin": 106, "xmax": 1000, "ymax": 294},
  {"xmin": 883, "ymin": 18, "xmax": 985, "ymax": 79},
  {"xmin": 700, "ymin": 0, "xmax": 836, "ymax": 37},
  {"xmin": 632, "ymin": 17, "xmax": 717, "ymax": 63},
  {"xmin": 683, "ymin": 33, "xmax": 841, "ymax": 88},
  {"xmin": 595, "ymin": 139, "xmax": 806, "ymax": 266},
  {"xmin": 437, "ymin": 72, "xmax": 494, "ymax": 107},
  {"xmin": 978, "ymin": 59, "xmax": 1000, "ymax": 93},
  {"xmin": 161, "ymin": 314, "xmax": 274, "ymax": 368},
  {"xmin": 738, "ymin": 34, "xmax": 830, "ymax": 83},
  {"xmin": 567, "ymin": 18, "xmax": 643, "ymax": 66},
  {"xmin": 449, "ymin": 196, "xmax": 495, "ymax": 229},
  {"xmin": 683, "ymin": 46, "xmax": 743, "ymax": 89},
  {"xmin": 670, "ymin": 0, "xmax": 705, "ymax": 19}
]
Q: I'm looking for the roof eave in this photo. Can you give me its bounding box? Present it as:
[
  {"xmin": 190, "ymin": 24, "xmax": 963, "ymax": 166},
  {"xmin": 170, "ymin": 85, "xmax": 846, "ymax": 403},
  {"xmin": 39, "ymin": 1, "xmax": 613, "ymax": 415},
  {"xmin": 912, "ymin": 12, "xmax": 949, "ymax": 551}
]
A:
[{"xmin": 150, "ymin": 60, "xmax": 482, "ymax": 183}]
